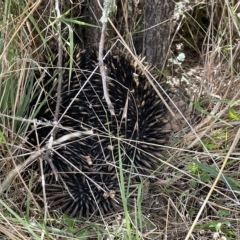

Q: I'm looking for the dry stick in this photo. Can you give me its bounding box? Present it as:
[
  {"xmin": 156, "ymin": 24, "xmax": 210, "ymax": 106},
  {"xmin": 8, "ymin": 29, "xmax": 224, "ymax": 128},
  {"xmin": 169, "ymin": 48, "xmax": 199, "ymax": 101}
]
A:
[
  {"xmin": 98, "ymin": 12, "xmax": 115, "ymax": 116},
  {"xmin": 184, "ymin": 127, "xmax": 240, "ymax": 240},
  {"xmin": 42, "ymin": 0, "xmax": 63, "ymax": 181},
  {"xmin": 54, "ymin": 0, "xmax": 63, "ymax": 130},
  {"xmin": 0, "ymin": 131, "xmax": 93, "ymax": 195}
]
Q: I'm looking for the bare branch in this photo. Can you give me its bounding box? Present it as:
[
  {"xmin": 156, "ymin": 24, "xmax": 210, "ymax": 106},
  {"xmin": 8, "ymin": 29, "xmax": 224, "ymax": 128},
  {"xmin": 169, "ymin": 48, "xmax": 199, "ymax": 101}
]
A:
[{"xmin": 98, "ymin": 22, "xmax": 115, "ymax": 115}]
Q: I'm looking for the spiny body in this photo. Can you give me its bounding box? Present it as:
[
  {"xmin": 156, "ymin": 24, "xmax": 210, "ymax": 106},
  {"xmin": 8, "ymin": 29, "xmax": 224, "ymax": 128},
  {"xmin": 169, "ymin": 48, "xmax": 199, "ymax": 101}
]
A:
[{"xmin": 28, "ymin": 48, "xmax": 170, "ymax": 218}]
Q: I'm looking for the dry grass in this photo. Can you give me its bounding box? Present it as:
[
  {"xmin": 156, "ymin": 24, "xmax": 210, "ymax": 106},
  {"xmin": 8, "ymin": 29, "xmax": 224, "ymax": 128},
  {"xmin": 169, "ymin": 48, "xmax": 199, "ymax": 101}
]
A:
[{"xmin": 1, "ymin": 0, "xmax": 240, "ymax": 239}]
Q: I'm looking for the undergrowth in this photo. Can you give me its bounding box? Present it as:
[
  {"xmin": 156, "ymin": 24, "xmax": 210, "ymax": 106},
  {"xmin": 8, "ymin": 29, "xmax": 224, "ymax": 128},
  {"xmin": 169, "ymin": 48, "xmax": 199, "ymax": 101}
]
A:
[{"xmin": 1, "ymin": 0, "xmax": 240, "ymax": 239}]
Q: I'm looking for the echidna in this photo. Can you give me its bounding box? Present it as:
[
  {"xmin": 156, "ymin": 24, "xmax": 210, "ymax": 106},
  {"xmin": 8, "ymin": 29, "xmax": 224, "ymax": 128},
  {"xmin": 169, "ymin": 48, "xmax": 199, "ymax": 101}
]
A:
[{"xmin": 27, "ymin": 47, "xmax": 171, "ymax": 218}]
